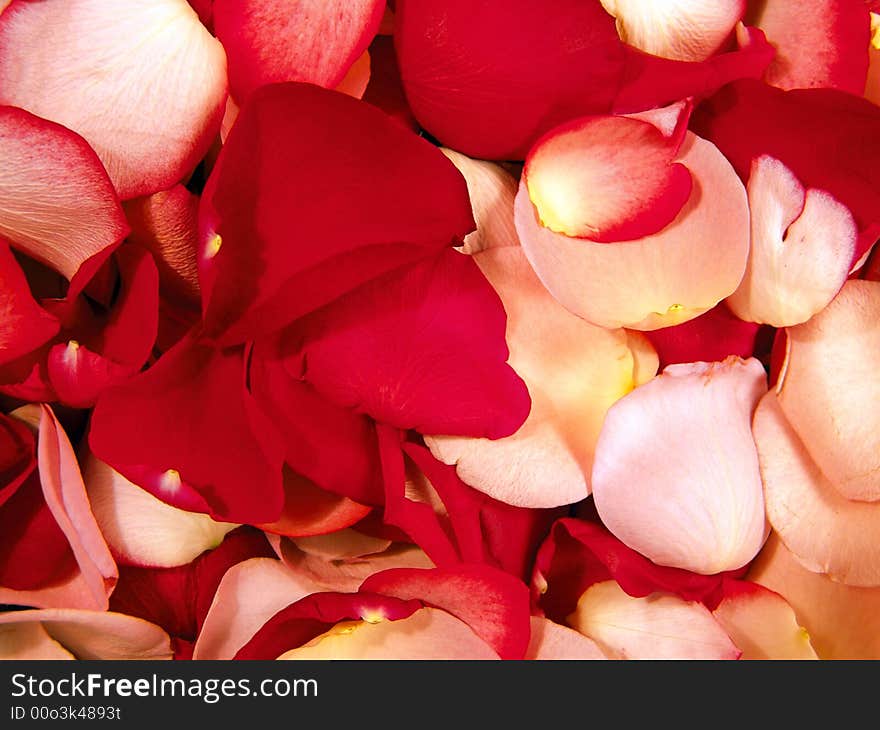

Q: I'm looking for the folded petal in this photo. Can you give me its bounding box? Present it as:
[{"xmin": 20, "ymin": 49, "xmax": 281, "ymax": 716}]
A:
[
  {"xmin": 0, "ymin": 609, "xmax": 172, "ymax": 660},
  {"xmin": 525, "ymin": 616, "xmax": 607, "ymax": 660},
  {"xmin": 0, "ymin": 0, "xmax": 227, "ymax": 198},
  {"xmin": 524, "ymin": 115, "xmax": 692, "ymax": 242},
  {"xmin": 0, "ymin": 406, "xmax": 117, "ymax": 610},
  {"xmin": 712, "ymin": 579, "xmax": 817, "ymax": 659},
  {"xmin": 199, "ymin": 81, "xmax": 475, "ymax": 344},
  {"xmin": 746, "ymin": 0, "xmax": 870, "ymax": 93},
  {"xmin": 726, "ymin": 155, "xmax": 857, "ymax": 326},
  {"xmin": 600, "ymin": 0, "xmax": 745, "ymax": 61},
  {"xmin": 569, "ymin": 580, "xmax": 740, "ymax": 659},
  {"xmin": 83, "ymin": 453, "xmax": 237, "ymax": 569},
  {"xmin": 592, "ymin": 358, "xmax": 768, "ymax": 574},
  {"xmin": 748, "ymin": 532, "xmax": 880, "ymax": 658},
  {"xmin": 214, "ymin": 0, "xmax": 383, "ymax": 101},
  {"xmin": 361, "ymin": 564, "xmax": 531, "ymax": 660},
  {"xmin": 89, "ymin": 334, "xmax": 285, "ymax": 524},
  {"xmin": 282, "ymin": 249, "xmax": 529, "ymax": 440},
  {"xmin": 279, "ymin": 607, "xmax": 499, "ymax": 660},
  {"xmin": 427, "ymin": 245, "xmax": 657, "ymax": 507},
  {"xmin": 0, "ymin": 621, "xmax": 73, "ymax": 659},
  {"xmin": 516, "ymin": 130, "xmax": 750, "ymax": 330},
  {"xmin": 0, "ymin": 106, "xmax": 128, "ymax": 283}
]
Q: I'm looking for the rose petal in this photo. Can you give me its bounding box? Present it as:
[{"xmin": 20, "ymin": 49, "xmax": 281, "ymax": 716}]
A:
[
  {"xmin": 334, "ymin": 50, "xmax": 372, "ymax": 99},
  {"xmin": 83, "ymin": 453, "xmax": 237, "ymax": 569},
  {"xmin": 525, "ymin": 616, "xmax": 607, "ymax": 660},
  {"xmin": 568, "ymin": 580, "xmax": 740, "ymax": 659},
  {"xmin": 0, "ymin": 609, "xmax": 171, "ymax": 660},
  {"xmin": 278, "ymin": 607, "xmax": 499, "ymax": 660},
  {"xmin": 0, "ymin": 621, "xmax": 73, "ymax": 660},
  {"xmin": 213, "ymin": 0, "xmax": 384, "ymax": 101},
  {"xmin": 199, "ymin": 82, "xmax": 475, "ymax": 344},
  {"xmin": 746, "ymin": 0, "xmax": 870, "ymax": 93},
  {"xmin": 726, "ymin": 155, "xmax": 857, "ymax": 326},
  {"xmin": 0, "ymin": 0, "xmax": 227, "ymax": 198},
  {"xmin": 748, "ymin": 532, "xmax": 880, "ymax": 659},
  {"xmin": 516, "ymin": 131, "xmax": 750, "ymax": 330},
  {"xmin": 592, "ymin": 357, "xmax": 768, "ymax": 574},
  {"xmin": 89, "ymin": 334, "xmax": 285, "ymax": 524},
  {"xmin": 0, "ymin": 106, "xmax": 128, "ymax": 283},
  {"xmin": 712, "ymin": 579, "xmax": 818, "ymax": 659},
  {"xmin": 600, "ymin": 0, "xmax": 745, "ymax": 61},
  {"xmin": 362, "ymin": 35, "xmax": 419, "ymax": 131}
]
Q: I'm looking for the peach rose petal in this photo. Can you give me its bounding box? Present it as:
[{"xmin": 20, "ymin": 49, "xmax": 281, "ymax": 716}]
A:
[
  {"xmin": 748, "ymin": 533, "xmax": 880, "ymax": 659},
  {"xmin": 600, "ymin": 0, "xmax": 745, "ymax": 61},
  {"xmin": 516, "ymin": 131, "xmax": 750, "ymax": 330},
  {"xmin": 0, "ymin": 0, "xmax": 228, "ymax": 199},
  {"xmin": 712, "ymin": 581, "xmax": 817, "ymax": 659},
  {"xmin": 592, "ymin": 357, "xmax": 768, "ymax": 574},
  {"xmin": 0, "ymin": 106, "xmax": 128, "ymax": 283},
  {"xmin": 0, "ymin": 622, "xmax": 74, "ymax": 660},
  {"xmin": 335, "ymin": 50, "xmax": 372, "ymax": 100},
  {"xmin": 525, "ymin": 616, "xmax": 606, "ymax": 660},
  {"xmin": 214, "ymin": 0, "xmax": 384, "ymax": 101},
  {"xmin": 83, "ymin": 454, "xmax": 238, "ymax": 569},
  {"xmin": 0, "ymin": 609, "xmax": 172, "ymax": 660},
  {"xmin": 568, "ymin": 581, "xmax": 740, "ymax": 660},
  {"xmin": 774, "ymin": 280, "xmax": 880, "ymax": 503},
  {"xmin": 193, "ymin": 558, "xmax": 324, "ymax": 660},
  {"xmin": 726, "ymin": 156, "xmax": 857, "ymax": 327},
  {"xmin": 426, "ymin": 245, "xmax": 658, "ymax": 508},
  {"xmin": 868, "ymin": 14, "xmax": 880, "ymax": 106},
  {"xmin": 0, "ymin": 406, "xmax": 117, "ymax": 610},
  {"xmin": 753, "ymin": 393, "xmax": 880, "ymax": 587},
  {"xmin": 439, "ymin": 149, "xmax": 520, "ymax": 255},
  {"xmin": 278, "ymin": 607, "xmax": 499, "ymax": 660}
]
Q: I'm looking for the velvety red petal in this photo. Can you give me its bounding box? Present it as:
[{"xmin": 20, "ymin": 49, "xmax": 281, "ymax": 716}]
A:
[
  {"xmin": 214, "ymin": 0, "xmax": 384, "ymax": 101},
  {"xmin": 0, "ymin": 411, "xmax": 36, "ymax": 502},
  {"xmin": 199, "ymin": 82, "xmax": 474, "ymax": 345},
  {"xmin": 282, "ymin": 249, "xmax": 529, "ymax": 439},
  {"xmin": 362, "ymin": 35, "xmax": 419, "ymax": 131},
  {"xmin": 746, "ymin": 0, "xmax": 870, "ymax": 93},
  {"xmin": 0, "ymin": 242, "xmax": 59, "ymax": 367},
  {"xmin": 361, "ymin": 564, "xmax": 531, "ymax": 660},
  {"xmin": 0, "ymin": 0, "xmax": 227, "ymax": 199},
  {"xmin": 0, "ymin": 106, "xmax": 128, "ymax": 283},
  {"xmin": 89, "ymin": 334, "xmax": 285, "ymax": 524}
]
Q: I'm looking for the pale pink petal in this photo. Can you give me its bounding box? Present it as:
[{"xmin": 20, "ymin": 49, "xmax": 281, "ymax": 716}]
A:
[
  {"xmin": 334, "ymin": 50, "xmax": 372, "ymax": 99},
  {"xmin": 753, "ymin": 393, "xmax": 880, "ymax": 587},
  {"xmin": 524, "ymin": 115, "xmax": 692, "ymax": 242},
  {"xmin": 83, "ymin": 453, "xmax": 238, "ymax": 569},
  {"xmin": 568, "ymin": 581, "xmax": 740, "ymax": 659},
  {"xmin": 0, "ymin": 106, "xmax": 128, "ymax": 281},
  {"xmin": 600, "ymin": 0, "xmax": 745, "ymax": 61},
  {"xmin": 525, "ymin": 616, "xmax": 607, "ymax": 660},
  {"xmin": 772, "ymin": 280, "xmax": 880, "ymax": 504},
  {"xmin": 214, "ymin": 0, "xmax": 384, "ymax": 101},
  {"xmin": 516, "ymin": 131, "xmax": 750, "ymax": 330},
  {"xmin": 0, "ymin": 609, "xmax": 171, "ymax": 660},
  {"xmin": 0, "ymin": 406, "xmax": 117, "ymax": 610},
  {"xmin": 439, "ymin": 148, "xmax": 520, "ymax": 255},
  {"xmin": 193, "ymin": 558, "xmax": 324, "ymax": 660},
  {"xmin": 427, "ymin": 245, "xmax": 658, "ymax": 508},
  {"xmin": 712, "ymin": 582, "xmax": 817, "ymax": 659},
  {"xmin": 727, "ymin": 156, "xmax": 857, "ymax": 327},
  {"xmin": 277, "ymin": 607, "xmax": 499, "ymax": 660},
  {"xmin": 748, "ymin": 532, "xmax": 880, "ymax": 659},
  {"xmin": 0, "ymin": 0, "xmax": 228, "ymax": 199},
  {"xmin": 0, "ymin": 622, "xmax": 74, "ymax": 660},
  {"xmin": 592, "ymin": 357, "xmax": 768, "ymax": 574}
]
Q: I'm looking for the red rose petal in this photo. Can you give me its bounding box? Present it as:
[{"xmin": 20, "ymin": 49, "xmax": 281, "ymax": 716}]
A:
[
  {"xmin": 0, "ymin": 106, "xmax": 128, "ymax": 284},
  {"xmin": 199, "ymin": 82, "xmax": 475, "ymax": 345},
  {"xmin": 281, "ymin": 249, "xmax": 529, "ymax": 440},
  {"xmin": 89, "ymin": 334, "xmax": 285, "ymax": 524},
  {"xmin": 214, "ymin": 0, "xmax": 384, "ymax": 101}
]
